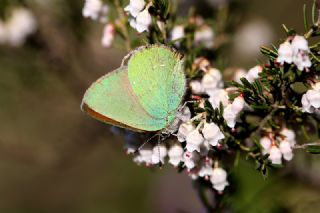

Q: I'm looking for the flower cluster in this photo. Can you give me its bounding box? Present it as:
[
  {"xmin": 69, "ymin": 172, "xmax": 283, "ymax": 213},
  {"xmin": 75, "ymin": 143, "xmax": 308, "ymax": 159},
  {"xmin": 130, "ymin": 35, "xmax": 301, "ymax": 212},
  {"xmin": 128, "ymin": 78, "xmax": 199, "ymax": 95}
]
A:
[
  {"xmin": 276, "ymin": 35, "xmax": 311, "ymax": 71},
  {"xmin": 170, "ymin": 18, "xmax": 214, "ymax": 48},
  {"xmin": 125, "ymin": 0, "xmax": 152, "ymax": 33},
  {"xmin": 260, "ymin": 128, "xmax": 296, "ymax": 164},
  {"xmin": 0, "ymin": 7, "xmax": 37, "ymax": 47}
]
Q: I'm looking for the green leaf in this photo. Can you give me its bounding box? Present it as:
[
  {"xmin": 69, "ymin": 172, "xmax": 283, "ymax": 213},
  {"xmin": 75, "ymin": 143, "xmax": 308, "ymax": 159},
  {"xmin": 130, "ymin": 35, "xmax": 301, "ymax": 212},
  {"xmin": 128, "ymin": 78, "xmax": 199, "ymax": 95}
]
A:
[{"xmin": 306, "ymin": 145, "xmax": 320, "ymax": 154}]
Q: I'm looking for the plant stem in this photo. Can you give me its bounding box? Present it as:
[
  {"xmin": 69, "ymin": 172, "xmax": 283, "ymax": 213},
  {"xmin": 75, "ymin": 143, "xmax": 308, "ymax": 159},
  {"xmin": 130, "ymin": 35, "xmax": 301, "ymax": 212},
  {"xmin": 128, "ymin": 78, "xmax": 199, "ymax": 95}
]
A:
[
  {"xmin": 294, "ymin": 141, "xmax": 320, "ymax": 149},
  {"xmin": 114, "ymin": 0, "xmax": 131, "ymax": 51}
]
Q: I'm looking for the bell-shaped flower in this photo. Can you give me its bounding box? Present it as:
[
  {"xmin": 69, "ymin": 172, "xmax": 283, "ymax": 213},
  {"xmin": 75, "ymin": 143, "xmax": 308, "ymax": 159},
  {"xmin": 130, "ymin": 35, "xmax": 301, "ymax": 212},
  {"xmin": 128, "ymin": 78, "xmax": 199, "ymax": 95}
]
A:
[
  {"xmin": 260, "ymin": 136, "xmax": 271, "ymax": 154},
  {"xmin": 223, "ymin": 104, "xmax": 237, "ymax": 128},
  {"xmin": 268, "ymin": 145, "xmax": 282, "ymax": 165},
  {"xmin": 183, "ymin": 151, "xmax": 200, "ymax": 170},
  {"xmin": 151, "ymin": 145, "xmax": 167, "ymax": 165},
  {"xmin": 186, "ymin": 129, "xmax": 205, "ymax": 152},
  {"xmin": 280, "ymin": 128, "xmax": 296, "ymax": 146},
  {"xmin": 231, "ymin": 96, "xmax": 245, "ymax": 114},
  {"xmin": 101, "ymin": 23, "xmax": 115, "ymax": 48},
  {"xmin": 291, "ymin": 35, "xmax": 311, "ymax": 71},
  {"xmin": 194, "ymin": 25, "xmax": 214, "ymax": 48},
  {"xmin": 279, "ymin": 140, "xmax": 293, "ymax": 161},
  {"xmin": 168, "ymin": 143, "xmax": 184, "ymax": 167},
  {"xmin": 202, "ymin": 68, "xmax": 222, "ymax": 94},
  {"xmin": 177, "ymin": 122, "xmax": 195, "ymax": 142},
  {"xmin": 124, "ymin": 0, "xmax": 145, "ymax": 17},
  {"xmin": 132, "ymin": 7, "xmax": 152, "ymax": 33},
  {"xmin": 245, "ymin": 65, "xmax": 262, "ymax": 83},
  {"xmin": 208, "ymin": 89, "xmax": 229, "ymax": 109},
  {"xmin": 133, "ymin": 146, "xmax": 153, "ymax": 165},
  {"xmin": 210, "ymin": 167, "xmax": 229, "ymax": 192},
  {"xmin": 202, "ymin": 122, "xmax": 224, "ymax": 146},
  {"xmin": 171, "ymin": 25, "xmax": 185, "ymax": 45},
  {"xmin": 276, "ymin": 41, "xmax": 293, "ymax": 64},
  {"xmin": 190, "ymin": 80, "xmax": 204, "ymax": 94}
]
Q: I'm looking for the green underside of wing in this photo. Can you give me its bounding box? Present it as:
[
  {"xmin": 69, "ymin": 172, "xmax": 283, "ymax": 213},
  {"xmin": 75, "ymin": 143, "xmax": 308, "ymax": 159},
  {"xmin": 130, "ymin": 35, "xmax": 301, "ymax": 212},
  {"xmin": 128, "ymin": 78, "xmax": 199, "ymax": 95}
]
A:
[
  {"xmin": 128, "ymin": 46, "xmax": 186, "ymax": 123},
  {"xmin": 82, "ymin": 66, "xmax": 167, "ymax": 131}
]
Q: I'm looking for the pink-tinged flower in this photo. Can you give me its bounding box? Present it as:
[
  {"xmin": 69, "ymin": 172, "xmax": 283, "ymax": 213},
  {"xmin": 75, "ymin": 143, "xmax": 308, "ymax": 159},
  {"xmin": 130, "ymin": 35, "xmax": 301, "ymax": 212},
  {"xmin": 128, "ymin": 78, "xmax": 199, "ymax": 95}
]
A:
[
  {"xmin": 171, "ymin": 25, "xmax": 185, "ymax": 44},
  {"xmin": 291, "ymin": 35, "xmax": 311, "ymax": 71},
  {"xmin": 183, "ymin": 151, "xmax": 200, "ymax": 170},
  {"xmin": 101, "ymin": 23, "xmax": 115, "ymax": 48},
  {"xmin": 260, "ymin": 136, "xmax": 272, "ymax": 154},
  {"xmin": 269, "ymin": 145, "xmax": 282, "ymax": 165},
  {"xmin": 279, "ymin": 140, "xmax": 293, "ymax": 161}
]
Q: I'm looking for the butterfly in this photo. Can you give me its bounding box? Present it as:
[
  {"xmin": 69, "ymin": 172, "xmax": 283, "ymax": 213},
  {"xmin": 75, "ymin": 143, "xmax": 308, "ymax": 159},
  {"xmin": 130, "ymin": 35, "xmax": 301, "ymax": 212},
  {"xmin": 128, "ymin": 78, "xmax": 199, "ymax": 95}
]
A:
[{"xmin": 81, "ymin": 45, "xmax": 186, "ymax": 133}]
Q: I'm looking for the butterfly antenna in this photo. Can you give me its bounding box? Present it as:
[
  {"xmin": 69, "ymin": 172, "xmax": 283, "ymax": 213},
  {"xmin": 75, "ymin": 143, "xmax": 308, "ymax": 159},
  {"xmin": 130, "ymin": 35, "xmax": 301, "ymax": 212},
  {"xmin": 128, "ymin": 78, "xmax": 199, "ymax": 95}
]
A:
[
  {"xmin": 157, "ymin": 135, "xmax": 163, "ymax": 168},
  {"xmin": 134, "ymin": 133, "xmax": 159, "ymax": 154}
]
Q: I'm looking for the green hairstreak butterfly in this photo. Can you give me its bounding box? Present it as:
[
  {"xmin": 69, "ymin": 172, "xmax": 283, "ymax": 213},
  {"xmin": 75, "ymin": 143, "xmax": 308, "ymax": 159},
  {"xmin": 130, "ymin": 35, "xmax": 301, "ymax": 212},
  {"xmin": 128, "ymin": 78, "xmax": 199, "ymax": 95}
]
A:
[{"xmin": 81, "ymin": 45, "xmax": 186, "ymax": 132}]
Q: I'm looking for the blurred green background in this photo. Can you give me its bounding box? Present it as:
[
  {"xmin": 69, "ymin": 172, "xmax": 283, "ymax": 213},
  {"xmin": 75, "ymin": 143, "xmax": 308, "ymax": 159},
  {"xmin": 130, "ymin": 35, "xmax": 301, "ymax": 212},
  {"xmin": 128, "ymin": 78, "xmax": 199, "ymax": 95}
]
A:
[{"xmin": 0, "ymin": 0, "xmax": 320, "ymax": 212}]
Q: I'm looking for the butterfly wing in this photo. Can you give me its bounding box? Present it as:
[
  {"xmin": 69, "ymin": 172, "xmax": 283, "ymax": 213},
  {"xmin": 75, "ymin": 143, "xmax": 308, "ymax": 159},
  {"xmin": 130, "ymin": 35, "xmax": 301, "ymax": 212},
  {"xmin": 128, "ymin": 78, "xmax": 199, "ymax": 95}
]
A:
[
  {"xmin": 81, "ymin": 66, "xmax": 167, "ymax": 132},
  {"xmin": 127, "ymin": 45, "xmax": 186, "ymax": 126}
]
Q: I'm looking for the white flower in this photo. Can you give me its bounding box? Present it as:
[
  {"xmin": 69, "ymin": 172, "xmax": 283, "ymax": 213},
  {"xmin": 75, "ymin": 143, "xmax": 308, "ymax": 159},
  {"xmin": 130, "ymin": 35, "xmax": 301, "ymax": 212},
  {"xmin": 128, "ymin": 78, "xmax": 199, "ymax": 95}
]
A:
[
  {"xmin": 280, "ymin": 128, "xmax": 296, "ymax": 146},
  {"xmin": 210, "ymin": 167, "xmax": 229, "ymax": 192},
  {"xmin": 292, "ymin": 35, "xmax": 309, "ymax": 52},
  {"xmin": 101, "ymin": 23, "xmax": 115, "ymax": 47},
  {"xmin": 168, "ymin": 143, "xmax": 184, "ymax": 167},
  {"xmin": 183, "ymin": 151, "xmax": 200, "ymax": 170},
  {"xmin": 130, "ymin": 7, "xmax": 152, "ymax": 33},
  {"xmin": 291, "ymin": 35, "xmax": 311, "ymax": 71},
  {"xmin": 151, "ymin": 145, "xmax": 167, "ymax": 165},
  {"xmin": 177, "ymin": 122, "xmax": 195, "ymax": 142},
  {"xmin": 124, "ymin": 0, "xmax": 146, "ymax": 17},
  {"xmin": 269, "ymin": 146, "xmax": 282, "ymax": 165},
  {"xmin": 231, "ymin": 96, "xmax": 245, "ymax": 114},
  {"xmin": 208, "ymin": 89, "xmax": 229, "ymax": 108},
  {"xmin": 276, "ymin": 41, "xmax": 293, "ymax": 64},
  {"xmin": 202, "ymin": 122, "xmax": 224, "ymax": 146},
  {"xmin": 5, "ymin": 8, "xmax": 37, "ymax": 47},
  {"xmin": 279, "ymin": 140, "xmax": 293, "ymax": 161},
  {"xmin": 194, "ymin": 25, "xmax": 214, "ymax": 48},
  {"xmin": 223, "ymin": 104, "xmax": 237, "ymax": 128},
  {"xmin": 233, "ymin": 68, "xmax": 247, "ymax": 83},
  {"xmin": 133, "ymin": 146, "xmax": 153, "ymax": 165},
  {"xmin": 302, "ymin": 83, "xmax": 320, "ymax": 113},
  {"xmin": 202, "ymin": 68, "xmax": 222, "ymax": 94},
  {"xmin": 82, "ymin": 0, "xmax": 108, "ymax": 21},
  {"xmin": 245, "ymin": 65, "xmax": 262, "ymax": 83},
  {"xmin": 260, "ymin": 136, "xmax": 271, "ymax": 154},
  {"xmin": 171, "ymin": 25, "xmax": 185, "ymax": 44},
  {"xmin": 186, "ymin": 129, "xmax": 204, "ymax": 152},
  {"xmin": 190, "ymin": 80, "xmax": 204, "ymax": 94}
]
